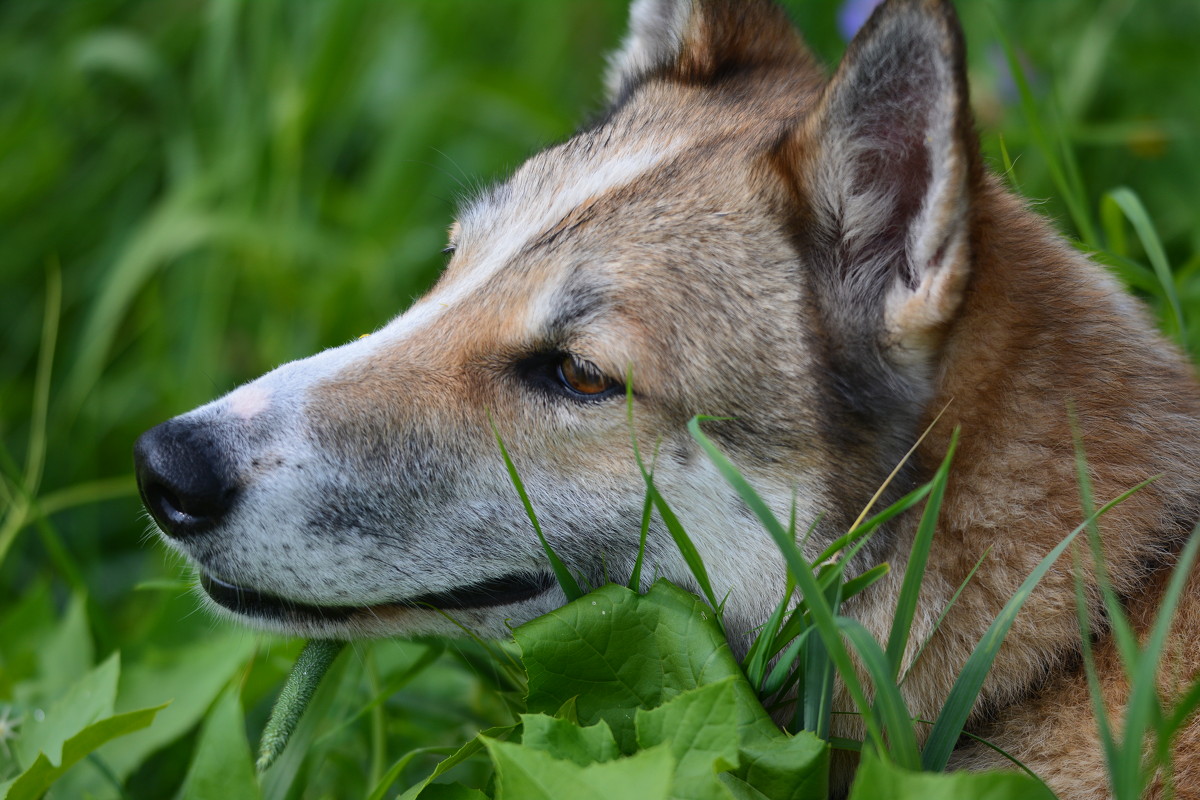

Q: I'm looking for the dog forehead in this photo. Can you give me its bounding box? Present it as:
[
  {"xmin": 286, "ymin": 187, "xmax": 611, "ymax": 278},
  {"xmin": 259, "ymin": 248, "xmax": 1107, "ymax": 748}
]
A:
[
  {"xmin": 456, "ymin": 128, "xmax": 689, "ymax": 267},
  {"xmin": 452, "ymin": 78, "xmax": 813, "ymax": 271},
  {"xmin": 296, "ymin": 84, "xmax": 813, "ymax": 398}
]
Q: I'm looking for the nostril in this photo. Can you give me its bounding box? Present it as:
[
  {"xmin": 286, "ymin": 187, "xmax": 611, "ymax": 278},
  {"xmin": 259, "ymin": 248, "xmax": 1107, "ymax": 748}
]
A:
[
  {"xmin": 134, "ymin": 420, "xmax": 238, "ymax": 539},
  {"xmin": 142, "ymin": 477, "xmax": 197, "ymax": 530},
  {"xmin": 144, "ymin": 479, "xmax": 181, "ymax": 520}
]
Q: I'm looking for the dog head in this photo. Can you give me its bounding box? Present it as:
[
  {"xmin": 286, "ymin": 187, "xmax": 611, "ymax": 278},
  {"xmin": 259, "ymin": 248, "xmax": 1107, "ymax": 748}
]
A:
[{"xmin": 135, "ymin": 0, "xmax": 978, "ymax": 642}]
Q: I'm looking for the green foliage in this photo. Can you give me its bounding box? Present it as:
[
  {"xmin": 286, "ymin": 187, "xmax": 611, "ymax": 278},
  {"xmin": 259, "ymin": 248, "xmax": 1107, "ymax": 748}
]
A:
[
  {"xmin": 847, "ymin": 755, "xmax": 1055, "ymax": 800},
  {"xmin": 2, "ymin": 0, "xmax": 1200, "ymax": 798},
  {"xmin": 256, "ymin": 639, "xmax": 347, "ymax": 773},
  {"xmin": 1, "ymin": 653, "xmax": 166, "ymax": 800},
  {"xmin": 408, "ymin": 581, "xmax": 829, "ymax": 800},
  {"xmin": 518, "ymin": 582, "xmax": 744, "ymax": 753},
  {"xmin": 180, "ymin": 686, "xmax": 260, "ymax": 800}
]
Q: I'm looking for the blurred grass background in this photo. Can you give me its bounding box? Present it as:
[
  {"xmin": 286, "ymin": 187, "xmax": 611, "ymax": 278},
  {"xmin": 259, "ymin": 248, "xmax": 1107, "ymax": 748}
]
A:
[{"xmin": 1, "ymin": 0, "xmax": 1198, "ymax": 797}]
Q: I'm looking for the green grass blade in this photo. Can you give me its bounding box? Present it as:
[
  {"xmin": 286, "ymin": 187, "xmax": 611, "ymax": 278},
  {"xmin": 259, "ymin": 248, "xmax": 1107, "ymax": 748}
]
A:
[
  {"xmin": 1101, "ymin": 191, "xmax": 1130, "ymax": 258},
  {"xmin": 629, "ymin": 391, "xmax": 723, "ymax": 619},
  {"xmin": 769, "ymin": 562, "xmax": 890, "ymax": 656},
  {"xmin": 840, "ymin": 563, "xmax": 890, "ymax": 605},
  {"xmin": 1069, "ymin": 411, "xmax": 1141, "ymax": 675},
  {"xmin": 997, "ymin": 133, "xmax": 1018, "ymax": 189},
  {"xmin": 929, "ymin": 724, "xmax": 1053, "ymax": 785},
  {"xmin": 994, "ymin": 20, "xmax": 1099, "ymax": 248},
  {"xmin": 762, "ymin": 625, "xmax": 813, "ymax": 699},
  {"xmin": 1072, "ymin": 545, "xmax": 1121, "ymax": 792},
  {"xmin": 814, "ymin": 482, "xmax": 932, "ymax": 566},
  {"xmin": 257, "ymin": 639, "xmax": 347, "ymax": 773},
  {"xmin": 687, "ymin": 416, "xmax": 891, "ymax": 759},
  {"xmin": 838, "ymin": 617, "xmax": 921, "ymax": 770},
  {"xmin": 0, "ymin": 265, "xmax": 61, "ymax": 568},
  {"xmin": 491, "ymin": 418, "xmax": 583, "ymax": 602},
  {"xmin": 1117, "ymin": 524, "xmax": 1200, "ymax": 798},
  {"xmin": 1104, "ymin": 187, "xmax": 1185, "ymax": 345},
  {"xmin": 25, "ymin": 261, "xmax": 60, "ymax": 499},
  {"xmin": 643, "ymin": 479, "xmax": 722, "ymax": 619},
  {"xmin": 886, "ymin": 430, "xmax": 958, "ymax": 680},
  {"xmin": 1162, "ymin": 675, "xmax": 1200, "ymax": 759},
  {"xmin": 901, "ymin": 547, "xmax": 991, "ymax": 686},
  {"xmin": 626, "ymin": 380, "xmax": 652, "ymax": 593},
  {"xmin": 921, "ymin": 479, "xmax": 1152, "ymax": 771},
  {"xmin": 627, "ymin": 487, "xmax": 654, "ymax": 592},
  {"xmin": 800, "ymin": 625, "xmax": 835, "ymax": 740},
  {"xmin": 623, "ymin": 372, "xmax": 715, "ymax": 606},
  {"xmin": 744, "ymin": 575, "xmax": 796, "ymax": 691},
  {"xmin": 811, "ymin": 479, "xmax": 931, "ymax": 566},
  {"xmin": 26, "ymin": 476, "xmax": 138, "ymax": 519}
]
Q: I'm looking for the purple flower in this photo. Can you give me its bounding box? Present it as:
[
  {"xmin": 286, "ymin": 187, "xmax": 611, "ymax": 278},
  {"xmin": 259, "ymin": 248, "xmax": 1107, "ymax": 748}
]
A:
[{"xmin": 838, "ymin": 0, "xmax": 886, "ymax": 41}]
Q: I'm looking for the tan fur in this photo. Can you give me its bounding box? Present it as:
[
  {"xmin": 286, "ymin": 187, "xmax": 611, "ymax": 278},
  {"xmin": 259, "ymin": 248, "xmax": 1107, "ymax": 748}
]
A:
[
  {"xmin": 839, "ymin": 174, "xmax": 1200, "ymax": 795},
  {"xmin": 134, "ymin": 1, "xmax": 1200, "ymax": 796}
]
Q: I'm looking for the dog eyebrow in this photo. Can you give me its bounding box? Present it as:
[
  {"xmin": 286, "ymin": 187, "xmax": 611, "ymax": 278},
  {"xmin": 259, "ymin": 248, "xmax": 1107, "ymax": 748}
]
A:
[
  {"xmin": 523, "ymin": 199, "xmax": 603, "ymax": 253},
  {"xmin": 541, "ymin": 271, "xmax": 610, "ymax": 343}
]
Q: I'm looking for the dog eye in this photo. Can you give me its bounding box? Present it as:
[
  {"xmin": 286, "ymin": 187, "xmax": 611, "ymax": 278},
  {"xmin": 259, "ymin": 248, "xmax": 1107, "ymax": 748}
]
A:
[{"xmin": 557, "ymin": 356, "xmax": 618, "ymax": 397}]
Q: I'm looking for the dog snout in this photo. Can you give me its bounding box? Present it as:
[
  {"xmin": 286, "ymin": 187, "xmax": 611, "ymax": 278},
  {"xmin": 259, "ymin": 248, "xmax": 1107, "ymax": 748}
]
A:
[{"xmin": 134, "ymin": 419, "xmax": 238, "ymax": 538}]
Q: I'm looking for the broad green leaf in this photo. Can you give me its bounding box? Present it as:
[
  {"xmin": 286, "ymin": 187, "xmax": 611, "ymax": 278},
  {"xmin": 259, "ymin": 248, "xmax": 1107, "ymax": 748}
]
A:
[
  {"xmin": 553, "ymin": 696, "xmax": 579, "ymax": 724},
  {"xmin": 515, "ymin": 581, "xmax": 743, "ymax": 753},
  {"xmin": 520, "ymin": 713, "xmax": 619, "ymax": 766},
  {"xmin": 33, "ymin": 593, "xmax": 93, "ymax": 707},
  {"xmin": 179, "ymin": 684, "xmax": 260, "ymax": 800},
  {"xmin": 484, "ymin": 738, "xmax": 673, "ymax": 800},
  {"xmin": 636, "ymin": 678, "xmax": 742, "ymax": 799},
  {"xmin": 733, "ymin": 732, "xmax": 828, "ymax": 800},
  {"xmin": 14, "ymin": 651, "xmax": 117, "ymax": 769},
  {"xmin": 99, "ymin": 629, "xmax": 258, "ymax": 779},
  {"xmin": 848, "ymin": 753, "xmax": 1055, "ymax": 800},
  {"xmin": 2, "ymin": 704, "xmax": 165, "ymax": 800},
  {"xmin": 717, "ymin": 774, "xmax": 772, "ymax": 800}
]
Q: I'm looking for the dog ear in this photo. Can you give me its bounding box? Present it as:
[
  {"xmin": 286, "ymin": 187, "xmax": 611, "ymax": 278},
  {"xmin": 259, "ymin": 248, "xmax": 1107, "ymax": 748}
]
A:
[
  {"xmin": 788, "ymin": 0, "xmax": 980, "ymax": 372},
  {"xmin": 605, "ymin": 0, "xmax": 814, "ymax": 101}
]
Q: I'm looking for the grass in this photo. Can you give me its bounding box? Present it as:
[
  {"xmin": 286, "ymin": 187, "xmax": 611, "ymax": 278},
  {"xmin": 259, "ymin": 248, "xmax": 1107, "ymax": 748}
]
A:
[{"xmin": 1, "ymin": 0, "xmax": 1199, "ymax": 797}]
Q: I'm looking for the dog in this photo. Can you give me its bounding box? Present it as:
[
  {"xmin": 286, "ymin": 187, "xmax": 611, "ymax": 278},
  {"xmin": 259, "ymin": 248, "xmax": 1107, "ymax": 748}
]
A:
[{"xmin": 134, "ymin": 0, "xmax": 1200, "ymax": 795}]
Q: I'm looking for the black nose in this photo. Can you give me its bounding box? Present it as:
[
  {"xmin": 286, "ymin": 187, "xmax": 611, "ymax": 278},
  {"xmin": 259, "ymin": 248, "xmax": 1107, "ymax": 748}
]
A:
[{"xmin": 134, "ymin": 419, "xmax": 238, "ymax": 538}]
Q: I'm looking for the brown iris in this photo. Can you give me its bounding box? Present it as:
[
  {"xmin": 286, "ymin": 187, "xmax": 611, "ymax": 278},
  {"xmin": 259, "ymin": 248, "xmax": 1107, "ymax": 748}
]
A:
[{"xmin": 557, "ymin": 355, "xmax": 616, "ymax": 396}]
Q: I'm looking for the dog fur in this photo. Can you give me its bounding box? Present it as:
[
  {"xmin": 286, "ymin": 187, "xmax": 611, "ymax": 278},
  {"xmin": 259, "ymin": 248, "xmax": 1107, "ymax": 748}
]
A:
[{"xmin": 134, "ymin": 0, "xmax": 1200, "ymax": 795}]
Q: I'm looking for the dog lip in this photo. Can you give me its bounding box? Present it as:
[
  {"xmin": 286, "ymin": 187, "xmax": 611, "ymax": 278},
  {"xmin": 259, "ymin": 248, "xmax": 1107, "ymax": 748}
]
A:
[{"xmin": 199, "ymin": 571, "xmax": 556, "ymax": 622}]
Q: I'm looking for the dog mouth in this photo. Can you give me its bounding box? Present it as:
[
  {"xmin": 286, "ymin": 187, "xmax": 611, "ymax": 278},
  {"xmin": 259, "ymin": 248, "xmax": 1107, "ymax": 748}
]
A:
[{"xmin": 199, "ymin": 571, "xmax": 556, "ymax": 623}]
